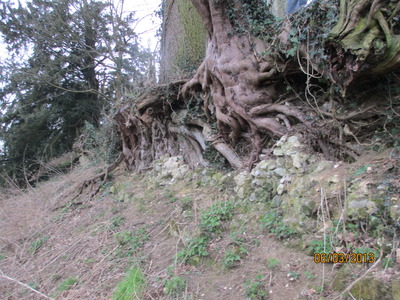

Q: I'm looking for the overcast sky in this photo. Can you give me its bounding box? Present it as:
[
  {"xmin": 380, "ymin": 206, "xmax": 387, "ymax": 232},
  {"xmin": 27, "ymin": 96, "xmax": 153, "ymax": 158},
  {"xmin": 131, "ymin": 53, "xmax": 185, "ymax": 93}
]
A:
[
  {"xmin": 125, "ymin": 0, "xmax": 161, "ymax": 51},
  {"xmin": 0, "ymin": 0, "xmax": 162, "ymax": 59}
]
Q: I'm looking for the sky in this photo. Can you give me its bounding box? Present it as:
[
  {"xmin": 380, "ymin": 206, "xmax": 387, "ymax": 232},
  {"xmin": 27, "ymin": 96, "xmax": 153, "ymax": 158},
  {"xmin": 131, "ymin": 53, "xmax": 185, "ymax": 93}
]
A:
[
  {"xmin": 0, "ymin": 0, "xmax": 162, "ymax": 57},
  {"xmin": 124, "ymin": 0, "xmax": 162, "ymax": 52}
]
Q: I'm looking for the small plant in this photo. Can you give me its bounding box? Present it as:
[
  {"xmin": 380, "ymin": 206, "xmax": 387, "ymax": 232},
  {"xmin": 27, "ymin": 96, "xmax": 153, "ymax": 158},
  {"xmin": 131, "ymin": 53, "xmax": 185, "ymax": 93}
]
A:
[
  {"xmin": 57, "ymin": 277, "xmax": 78, "ymax": 292},
  {"xmin": 114, "ymin": 227, "xmax": 150, "ymax": 256},
  {"xmin": 353, "ymin": 247, "xmax": 379, "ymax": 257},
  {"xmin": 353, "ymin": 247, "xmax": 380, "ymax": 264},
  {"xmin": 164, "ymin": 275, "xmax": 186, "ymax": 296},
  {"xmin": 224, "ymin": 249, "xmax": 241, "ymax": 268},
  {"xmin": 200, "ymin": 201, "xmax": 234, "ymax": 236},
  {"xmin": 352, "ymin": 165, "xmax": 371, "ymax": 177},
  {"xmin": 180, "ymin": 196, "xmax": 193, "ymax": 211},
  {"xmin": 177, "ymin": 236, "xmax": 209, "ymax": 264},
  {"xmin": 82, "ymin": 258, "xmax": 95, "ymax": 264},
  {"xmin": 113, "ymin": 267, "xmax": 146, "ymax": 300},
  {"xmin": 169, "ymin": 196, "xmax": 178, "ymax": 203},
  {"xmin": 307, "ymin": 238, "xmax": 333, "ymax": 255},
  {"xmin": 266, "ymin": 258, "xmax": 280, "ymax": 270},
  {"xmin": 304, "ymin": 271, "xmax": 316, "ymax": 280},
  {"xmin": 244, "ymin": 274, "xmax": 268, "ymax": 299},
  {"xmin": 0, "ymin": 253, "xmax": 5, "ymax": 260},
  {"xmin": 30, "ymin": 236, "xmax": 49, "ymax": 254},
  {"xmin": 229, "ymin": 231, "xmax": 246, "ymax": 244},
  {"xmin": 223, "ymin": 246, "xmax": 248, "ymax": 269},
  {"xmin": 288, "ymin": 271, "xmax": 299, "ymax": 280},
  {"xmin": 259, "ymin": 211, "xmax": 297, "ymax": 240},
  {"xmin": 110, "ymin": 215, "xmax": 126, "ymax": 230},
  {"xmin": 382, "ymin": 257, "xmax": 394, "ymax": 268}
]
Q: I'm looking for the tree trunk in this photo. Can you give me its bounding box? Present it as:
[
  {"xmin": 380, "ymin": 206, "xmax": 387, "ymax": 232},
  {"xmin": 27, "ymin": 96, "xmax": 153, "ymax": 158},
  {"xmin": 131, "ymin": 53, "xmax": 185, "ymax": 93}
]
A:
[{"xmin": 115, "ymin": 0, "xmax": 400, "ymax": 170}]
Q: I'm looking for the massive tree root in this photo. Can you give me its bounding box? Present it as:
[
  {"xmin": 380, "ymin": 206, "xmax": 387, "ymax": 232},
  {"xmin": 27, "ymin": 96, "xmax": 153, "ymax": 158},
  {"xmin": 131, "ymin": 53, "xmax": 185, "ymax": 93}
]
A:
[
  {"xmin": 114, "ymin": 82, "xmax": 244, "ymax": 170},
  {"xmin": 115, "ymin": 0, "xmax": 400, "ymax": 171},
  {"xmin": 327, "ymin": 0, "xmax": 400, "ymax": 88}
]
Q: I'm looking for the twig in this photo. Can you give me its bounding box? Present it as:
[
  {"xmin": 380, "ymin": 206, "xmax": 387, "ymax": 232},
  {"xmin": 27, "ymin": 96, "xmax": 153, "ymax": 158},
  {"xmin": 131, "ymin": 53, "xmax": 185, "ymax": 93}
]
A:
[
  {"xmin": 320, "ymin": 187, "xmax": 327, "ymax": 290},
  {"xmin": 0, "ymin": 270, "xmax": 54, "ymax": 299},
  {"xmin": 334, "ymin": 248, "xmax": 384, "ymax": 299}
]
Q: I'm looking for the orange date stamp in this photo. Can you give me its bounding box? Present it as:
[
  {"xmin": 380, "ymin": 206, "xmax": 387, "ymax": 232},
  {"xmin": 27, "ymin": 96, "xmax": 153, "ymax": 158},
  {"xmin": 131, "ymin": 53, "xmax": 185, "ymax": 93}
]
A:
[{"xmin": 314, "ymin": 252, "xmax": 375, "ymax": 264}]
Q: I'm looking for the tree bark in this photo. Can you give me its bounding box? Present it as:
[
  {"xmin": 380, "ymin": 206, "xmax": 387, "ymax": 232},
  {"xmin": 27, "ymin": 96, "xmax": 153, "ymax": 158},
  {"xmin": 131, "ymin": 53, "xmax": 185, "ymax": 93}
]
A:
[{"xmin": 115, "ymin": 0, "xmax": 400, "ymax": 170}]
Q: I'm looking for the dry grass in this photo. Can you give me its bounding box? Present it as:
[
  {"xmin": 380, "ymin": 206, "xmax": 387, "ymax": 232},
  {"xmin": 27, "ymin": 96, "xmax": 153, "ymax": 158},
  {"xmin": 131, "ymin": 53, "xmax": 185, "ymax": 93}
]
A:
[
  {"xmin": 0, "ymin": 166, "xmax": 112, "ymax": 299},
  {"xmin": 2, "ymin": 157, "xmax": 393, "ymax": 300}
]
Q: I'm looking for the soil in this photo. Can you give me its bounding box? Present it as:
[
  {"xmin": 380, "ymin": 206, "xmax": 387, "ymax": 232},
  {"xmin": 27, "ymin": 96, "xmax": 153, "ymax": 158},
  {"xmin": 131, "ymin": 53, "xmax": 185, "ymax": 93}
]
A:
[{"xmin": 0, "ymin": 158, "xmax": 397, "ymax": 300}]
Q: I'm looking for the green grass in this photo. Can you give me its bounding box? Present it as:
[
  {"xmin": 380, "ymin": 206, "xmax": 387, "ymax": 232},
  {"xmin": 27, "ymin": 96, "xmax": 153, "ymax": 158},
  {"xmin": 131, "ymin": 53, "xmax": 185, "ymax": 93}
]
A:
[
  {"xmin": 113, "ymin": 267, "xmax": 146, "ymax": 300},
  {"xmin": 244, "ymin": 274, "xmax": 268, "ymax": 299},
  {"xmin": 177, "ymin": 236, "xmax": 209, "ymax": 264},
  {"xmin": 57, "ymin": 277, "xmax": 78, "ymax": 292},
  {"xmin": 110, "ymin": 215, "xmax": 126, "ymax": 230},
  {"xmin": 180, "ymin": 196, "xmax": 193, "ymax": 211},
  {"xmin": 164, "ymin": 275, "xmax": 186, "ymax": 296},
  {"xmin": 114, "ymin": 227, "xmax": 150, "ymax": 258},
  {"xmin": 30, "ymin": 236, "xmax": 49, "ymax": 253},
  {"xmin": 266, "ymin": 258, "xmax": 280, "ymax": 270}
]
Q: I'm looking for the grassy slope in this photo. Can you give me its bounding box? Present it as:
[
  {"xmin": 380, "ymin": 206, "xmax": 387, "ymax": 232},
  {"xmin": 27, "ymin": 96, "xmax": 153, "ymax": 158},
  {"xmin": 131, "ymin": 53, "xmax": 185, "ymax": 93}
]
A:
[{"xmin": 0, "ymin": 156, "xmax": 398, "ymax": 299}]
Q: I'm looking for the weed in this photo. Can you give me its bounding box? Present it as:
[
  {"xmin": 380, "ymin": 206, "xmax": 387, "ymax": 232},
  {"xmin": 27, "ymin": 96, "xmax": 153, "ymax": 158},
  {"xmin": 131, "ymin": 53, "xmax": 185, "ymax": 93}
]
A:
[
  {"xmin": 169, "ymin": 196, "xmax": 178, "ymax": 203},
  {"xmin": 100, "ymin": 181, "xmax": 113, "ymax": 196},
  {"xmin": 266, "ymin": 258, "xmax": 280, "ymax": 270},
  {"xmin": 0, "ymin": 253, "xmax": 5, "ymax": 260},
  {"xmin": 51, "ymin": 274, "xmax": 62, "ymax": 282},
  {"xmin": 111, "ymin": 207, "xmax": 121, "ymax": 214},
  {"xmin": 259, "ymin": 211, "xmax": 297, "ymax": 240},
  {"xmin": 382, "ymin": 257, "xmax": 394, "ymax": 268},
  {"xmin": 304, "ymin": 271, "xmax": 316, "ymax": 280},
  {"xmin": 180, "ymin": 196, "xmax": 193, "ymax": 211},
  {"xmin": 164, "ymin": 276, "xmax": 186, "ymax": 296},
  {"xmin": 223, "ymin": 246, "xmax": 248, "ymax": 269},
  {"xmin": 82, "ymin": 258, "xmax": 95, "ymax": 264},
  {"xmin": 110, "ymin": 215, "xmax": 125, "ymax": 231},
  {"xmin": 244, "ymin": 274, "xmax": 268, "ymax": 299},
  {"xmin": 224, "ymin": 249, "xmax": 241, "ymax": 268},
  {"xmin": 200, "ymin": 201, "xmax": 234, "ymax": 236},
  {"xmin": 307, "ymin": 238, "xmax": 333, "ymax": 255},
  {"xmin": 57, "ymin": 277, "xmax": 78, "ymax": 292},
  {"xmin": 353, "ymin": 247, "xmax": 380, "ymax": 264},
  {"xmin": 353, "ymin": 247, "xmax": 379, "ymax": 257},
  {"xmin": 229, "ymin": 231, "xmax": 246, "ymax": 244},
  {"xmin": 30, "ymin": 236, "xmax": 49, "ymax": 254},
  {"xmin": 352, "ymin": 165, "xmax": 371, "ymax": 177},
  {"xmin": 177, "ymin": 236, "xmax": 209, "ymax": 264},
  {"xmin": 114, "ymin": 227, "xmax": 150, "ymax": 257},
  {"xmin": 288, "ymin": 271, "xmax": 299, "ymax": 280},
  {"xmin": 112, "ymin": 266, "xmax": 146, "ymax": 300},
  {"xmin": 28, "ymin": 282, "xmax": 39, "ymax": 290}
]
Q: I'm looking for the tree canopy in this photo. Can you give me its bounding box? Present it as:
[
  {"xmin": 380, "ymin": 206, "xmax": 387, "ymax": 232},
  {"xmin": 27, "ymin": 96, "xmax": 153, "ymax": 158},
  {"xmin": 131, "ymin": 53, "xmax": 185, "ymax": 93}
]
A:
[{"xmin": 0, "ymin": 0, "xmax": 152, "ymax": 183}]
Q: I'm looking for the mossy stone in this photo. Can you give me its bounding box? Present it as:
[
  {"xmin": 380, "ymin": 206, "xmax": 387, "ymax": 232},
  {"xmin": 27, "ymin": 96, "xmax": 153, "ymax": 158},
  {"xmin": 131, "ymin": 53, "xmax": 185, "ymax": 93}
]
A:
[
  {"xmin": 349, "ymin": 278, "xmax": 389, "ymax": 300},
  {"xmin": 392, "ymin": 279, "xmax": 400, "ymax": 300},
  {"xmin": 331, "ymin": 265, "xmax": 352, "ymax": 292}
]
